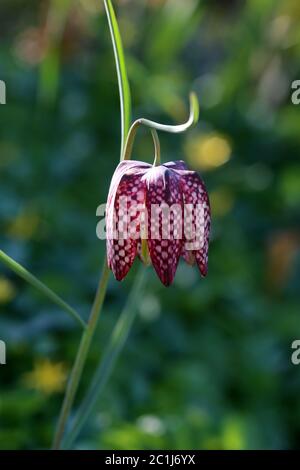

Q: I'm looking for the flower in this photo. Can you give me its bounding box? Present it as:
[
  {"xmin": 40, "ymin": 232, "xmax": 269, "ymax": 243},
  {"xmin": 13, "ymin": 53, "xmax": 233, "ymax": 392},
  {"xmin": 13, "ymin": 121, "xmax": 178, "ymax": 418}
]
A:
[
  {"xmin": 106, "ymin": 160, "xmax": 210, "ymax": 286},
  {"xmin": 23, "ymin": 359, "xmax": 67, "ymax": 395}
]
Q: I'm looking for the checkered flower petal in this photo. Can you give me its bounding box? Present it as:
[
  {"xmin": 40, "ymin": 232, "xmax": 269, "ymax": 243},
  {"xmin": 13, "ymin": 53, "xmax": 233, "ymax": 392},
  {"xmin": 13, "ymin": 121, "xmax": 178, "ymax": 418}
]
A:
[
  {"xmin": 106, "ymin": 161, "xmax": 149, "ymax": 281},
  {"xmin": 105, "ymin": 160, "xmax": 210, "ymax": 285},
  {"xmin": 142, "ymin": 166, "xmax": 184, "ymax": 286},
  {"xmin": 177, "ymin": 170, "xmax": 211, "ymax": 276}
]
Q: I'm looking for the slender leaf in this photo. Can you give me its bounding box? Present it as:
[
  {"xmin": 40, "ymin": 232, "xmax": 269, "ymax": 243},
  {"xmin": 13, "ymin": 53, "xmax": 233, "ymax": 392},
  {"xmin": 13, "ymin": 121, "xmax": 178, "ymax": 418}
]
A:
[
  {"xmin": 0, "ymin": 250, "xmax": 86, "ymax": 329},
  {"xmin": 104, "ymin": 0, "xmax": 132, "ymax": 155}
]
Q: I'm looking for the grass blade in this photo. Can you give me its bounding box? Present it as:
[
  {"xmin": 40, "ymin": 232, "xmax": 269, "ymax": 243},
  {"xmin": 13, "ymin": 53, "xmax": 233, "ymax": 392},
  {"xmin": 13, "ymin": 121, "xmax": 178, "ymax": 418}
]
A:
[
  {"xmin": 104, "ymin": 0, "xmax": 132, "ymax": 155},
  {"xmin": 0, "ymin": 250, "xmax": 86, "ymax": 329}
]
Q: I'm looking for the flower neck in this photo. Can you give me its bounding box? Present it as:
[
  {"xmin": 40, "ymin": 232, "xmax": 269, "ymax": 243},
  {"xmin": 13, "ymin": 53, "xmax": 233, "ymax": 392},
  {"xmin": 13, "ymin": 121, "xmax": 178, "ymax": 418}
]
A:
[{"xmin": 151, "ymin": 129, "xmax": 161, "ymax": 167}]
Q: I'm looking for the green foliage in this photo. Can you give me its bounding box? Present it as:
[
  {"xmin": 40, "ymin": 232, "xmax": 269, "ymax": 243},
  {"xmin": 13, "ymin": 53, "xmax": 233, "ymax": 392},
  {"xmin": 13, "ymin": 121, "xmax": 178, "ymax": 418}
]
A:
[{"xmin": 0, "ymin": 0, "xmax": 300, "ymax": 450}]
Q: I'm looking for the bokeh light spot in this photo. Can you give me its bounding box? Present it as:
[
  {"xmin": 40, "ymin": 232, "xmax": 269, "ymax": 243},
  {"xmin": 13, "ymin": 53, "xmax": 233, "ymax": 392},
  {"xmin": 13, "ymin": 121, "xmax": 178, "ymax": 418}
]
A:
[
  {"xmin": 0, "ymin": 277, "xmax": 16, "ymax": 304},
  {"xmin": 185, "ymin": 133, "xmax": 232, "ymax": 171}
]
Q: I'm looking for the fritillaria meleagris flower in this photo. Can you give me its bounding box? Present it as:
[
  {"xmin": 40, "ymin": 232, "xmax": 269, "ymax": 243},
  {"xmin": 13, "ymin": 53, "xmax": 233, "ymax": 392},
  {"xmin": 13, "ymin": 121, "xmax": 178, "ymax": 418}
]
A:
[{"xmin": 106, "ymin": 160, "xmax": 210, "ymax": 286}]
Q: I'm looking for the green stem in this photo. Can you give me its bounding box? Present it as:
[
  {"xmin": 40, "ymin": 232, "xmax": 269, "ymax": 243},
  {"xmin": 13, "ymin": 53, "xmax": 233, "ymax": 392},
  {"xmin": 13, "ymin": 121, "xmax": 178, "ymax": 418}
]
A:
[
  {"xmin": 104, "ymin": 0, "xmax": 131, "ymax": 158},
  {"xmin": 52, "ymin": 1, "xmax": 199, "ymax": 451},
  {"xmin": 122, "ymin": 92, "xmax": 199, "ymax": 162},
  {"xmin": 52, "ymin": 259, "xmax": 110, "ymax": 449},
  {"xmin": 62, "ymin": 268, "xmax": 147, "ymax": 449},
  {"xmin": 0, "ymin": 250, "xmax": 86, "ymax": 330},
  {"xmin": 52, "ymin": 0, "xmax": 131, "ymax": 449},
  {"xmin": 151, "ymin": 129, "xmax": 161, "ymax": 166}
]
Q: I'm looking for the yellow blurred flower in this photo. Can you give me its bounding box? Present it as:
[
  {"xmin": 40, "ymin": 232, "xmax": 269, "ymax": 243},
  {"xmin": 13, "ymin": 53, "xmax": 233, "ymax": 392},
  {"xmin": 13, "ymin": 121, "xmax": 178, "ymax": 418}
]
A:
[
  {"xmin": 23, "ymin": 360, "xmax": 67, "ymax": 395},
  {"xmin": 7, "ymin": 210, "xmax": 39, "ymax": 240},
  {"xmin": 0, "ymin": 277, "xmax": 16, "ymax": 304},
  {"xmin": 210, "ymin": 188, "xmax": 234, "ymax": 217},
  {"xmin": 185, "ymin": 132, "xmax": 232, "ymax": 171}
]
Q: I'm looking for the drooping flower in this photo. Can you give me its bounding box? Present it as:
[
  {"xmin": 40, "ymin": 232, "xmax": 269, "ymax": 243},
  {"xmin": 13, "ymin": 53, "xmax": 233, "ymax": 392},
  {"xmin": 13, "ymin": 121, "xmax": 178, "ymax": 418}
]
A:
[{"xmin": 106, "ymin": 160, "xmax": 210, "ymax": 286}]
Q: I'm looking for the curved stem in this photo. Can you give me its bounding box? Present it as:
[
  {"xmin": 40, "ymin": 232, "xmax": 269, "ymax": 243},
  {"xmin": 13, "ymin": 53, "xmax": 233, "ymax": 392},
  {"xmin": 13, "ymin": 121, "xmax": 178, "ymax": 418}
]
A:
[
  {"xmin": 139, "ymin": 92, "xmax": 199, "ymax": 133},
  {"xmin": 122, "ymin": 92, "xmax": 199, "ymax": 162}
]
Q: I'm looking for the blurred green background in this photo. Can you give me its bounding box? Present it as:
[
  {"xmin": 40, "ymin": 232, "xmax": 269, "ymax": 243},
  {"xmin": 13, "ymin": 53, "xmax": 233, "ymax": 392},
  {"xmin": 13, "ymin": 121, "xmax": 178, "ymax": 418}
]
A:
[{"xmin": 1, "ymin": 0, "xmax": 300, "ymax": 450}]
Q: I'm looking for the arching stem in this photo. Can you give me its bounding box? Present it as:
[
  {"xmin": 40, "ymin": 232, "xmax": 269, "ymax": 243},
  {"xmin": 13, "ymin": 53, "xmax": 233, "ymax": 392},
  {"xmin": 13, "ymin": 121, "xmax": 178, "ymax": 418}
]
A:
[{"xmin": 122, "ymin": 93, "xmax": 199, "ymax": 162}]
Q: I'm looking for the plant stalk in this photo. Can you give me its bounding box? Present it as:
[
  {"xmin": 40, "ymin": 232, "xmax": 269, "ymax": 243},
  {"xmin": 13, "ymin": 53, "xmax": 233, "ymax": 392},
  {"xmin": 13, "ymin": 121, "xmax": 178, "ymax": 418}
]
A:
[
  {"xmin": 122, "ymin": 92, "xmax": 199, "ymax": 162},
  {"xmin": 52, "ymin": 1, "xmax": 199, "ymax": 451},
  {"xmin": 52, "ymin": 259, "xmax": 110, "ymax": 449},
  {"xmin": 62, "ymin": 267, "xmax": 147, "ymax": 448},
  {"xmin": 52, "ymin": 0, "xmax": 131, "ymax": 449}
]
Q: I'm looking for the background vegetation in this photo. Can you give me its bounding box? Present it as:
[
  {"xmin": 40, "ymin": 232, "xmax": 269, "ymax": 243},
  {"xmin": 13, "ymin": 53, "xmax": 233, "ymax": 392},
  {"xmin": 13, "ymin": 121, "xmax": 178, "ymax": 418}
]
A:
[{"xmin": 0, "ymin": 0, "xmax": 300, "ymax": 450}]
